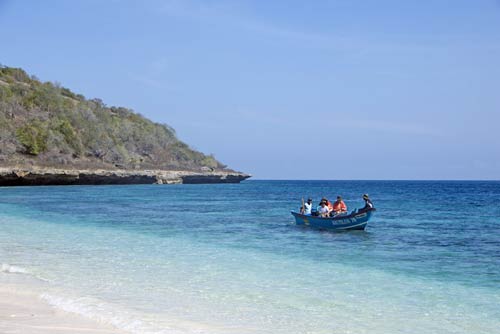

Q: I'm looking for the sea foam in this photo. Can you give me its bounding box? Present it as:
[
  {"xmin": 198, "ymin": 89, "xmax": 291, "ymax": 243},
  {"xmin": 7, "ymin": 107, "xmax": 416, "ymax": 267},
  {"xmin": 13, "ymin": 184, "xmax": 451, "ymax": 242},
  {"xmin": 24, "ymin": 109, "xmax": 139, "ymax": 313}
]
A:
[
  {"xmin": 40, "ymin": 293, "xmax": 203, "ymax": 334},
  {"xmin": 1, "ymin": 263, "xmax": 29, "ymax": 274},
  {"xmin": 1, "ymin": 263, "xmax": 50, "ymax": 282}
]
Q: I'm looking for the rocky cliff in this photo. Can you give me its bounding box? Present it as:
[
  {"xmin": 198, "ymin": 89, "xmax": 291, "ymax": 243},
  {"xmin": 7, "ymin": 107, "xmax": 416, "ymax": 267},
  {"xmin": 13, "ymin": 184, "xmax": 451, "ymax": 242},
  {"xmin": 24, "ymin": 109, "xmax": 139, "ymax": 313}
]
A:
[{"xmin": 0, "ymin": 167, "xmax": 249, "ymax": 186}]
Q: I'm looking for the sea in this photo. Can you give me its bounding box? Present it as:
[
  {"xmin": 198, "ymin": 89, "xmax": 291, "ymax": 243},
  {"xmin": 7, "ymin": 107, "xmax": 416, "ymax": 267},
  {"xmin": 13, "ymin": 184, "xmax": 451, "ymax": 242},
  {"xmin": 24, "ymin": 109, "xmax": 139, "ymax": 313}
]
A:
[{"xmin": 1, "ymin": 180, "xmax": 499, "ymax": 334}]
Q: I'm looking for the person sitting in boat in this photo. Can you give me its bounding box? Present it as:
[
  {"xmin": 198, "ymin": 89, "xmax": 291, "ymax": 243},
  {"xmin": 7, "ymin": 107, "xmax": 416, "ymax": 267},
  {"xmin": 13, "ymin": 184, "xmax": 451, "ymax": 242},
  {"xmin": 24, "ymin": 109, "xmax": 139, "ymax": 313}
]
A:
[
  {"xmin": 332, "ymin": 196, "xmax": 347, "ymax": 215},
  {"xmin": 301, "ymin": 198, "xmax": 313, "ymax": 215},
  {"xmin": 317, "ymin": 200, "xmax": 330, "ymax": 217},
  {"xmin": 360, "ymin": 194, "xmax": 374, "ymax": 211},
  {"xmin": 321, "ymin": 197, "xmax": 334, "ymax": 215}
]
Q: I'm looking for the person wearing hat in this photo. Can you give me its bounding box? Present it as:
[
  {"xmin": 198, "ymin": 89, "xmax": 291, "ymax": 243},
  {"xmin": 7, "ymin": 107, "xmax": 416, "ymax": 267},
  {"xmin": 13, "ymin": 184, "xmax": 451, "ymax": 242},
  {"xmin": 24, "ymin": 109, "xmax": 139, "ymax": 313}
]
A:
[
  {"xmin": 321, "ymin": 197, "xmax": 334, "ymax": 214},
  {"xmin": 361, "ymin": 194, "xmax": 374, "ymax": 211},
  {"xmin": 332, "ymin": 196, "xmax": 348, "ymax": 215},
  {"xmin": 317, "ymin": 200, "xmax": 329, "ymax": 217}
]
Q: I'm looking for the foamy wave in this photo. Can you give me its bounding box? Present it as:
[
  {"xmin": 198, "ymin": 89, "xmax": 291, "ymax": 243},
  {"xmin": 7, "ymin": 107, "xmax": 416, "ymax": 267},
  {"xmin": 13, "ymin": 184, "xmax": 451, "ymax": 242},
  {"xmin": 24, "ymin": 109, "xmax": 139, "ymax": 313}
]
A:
[
  {"xmin": 1, "ymin": 263, "xmax": 49, "ymax": 282},
  {"xmin": 40, "ymin": 293, "xmax": 188, "ymax": 334},
  {"xmin": 1, "ymin": 263, "xmax": 29, "ymax": 274}
]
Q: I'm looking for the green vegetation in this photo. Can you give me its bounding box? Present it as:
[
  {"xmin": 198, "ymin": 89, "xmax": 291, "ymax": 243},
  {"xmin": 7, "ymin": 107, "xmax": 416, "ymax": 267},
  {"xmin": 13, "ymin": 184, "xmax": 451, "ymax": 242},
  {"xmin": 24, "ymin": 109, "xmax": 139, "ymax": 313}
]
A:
[
  {"xmin": 15, "ymin": 121, "xmax": 48, "ymax": 155},
  {"xmin": 0, "ymin": 65, "xmax": 226, "ymax": 170}
]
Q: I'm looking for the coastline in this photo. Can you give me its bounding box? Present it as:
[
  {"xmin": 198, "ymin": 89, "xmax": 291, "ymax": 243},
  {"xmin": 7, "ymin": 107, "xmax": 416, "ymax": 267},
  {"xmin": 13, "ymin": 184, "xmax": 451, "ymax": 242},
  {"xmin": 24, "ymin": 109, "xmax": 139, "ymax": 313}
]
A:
[
  {"xmin": 0, "ymin": 167, "xmax": 251, "ymax": 186},
  {"xmin": 0, "ymin": 282, "xmax": 125, "ymax": 334}
]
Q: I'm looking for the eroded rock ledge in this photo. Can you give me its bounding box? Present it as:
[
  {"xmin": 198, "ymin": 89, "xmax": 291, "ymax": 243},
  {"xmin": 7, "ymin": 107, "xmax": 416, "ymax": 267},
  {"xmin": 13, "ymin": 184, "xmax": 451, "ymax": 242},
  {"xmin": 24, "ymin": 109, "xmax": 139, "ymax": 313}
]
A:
[{"xmin": 0, "ymin": 167, "xmax": 251, "ymax": 186}]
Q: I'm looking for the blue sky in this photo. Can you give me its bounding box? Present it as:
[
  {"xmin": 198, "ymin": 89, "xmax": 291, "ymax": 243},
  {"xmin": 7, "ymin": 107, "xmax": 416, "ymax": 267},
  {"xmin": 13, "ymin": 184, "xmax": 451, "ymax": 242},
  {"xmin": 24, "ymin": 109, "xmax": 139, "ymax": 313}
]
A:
[{"xmin": 1, "ymin": 0, "xmax": 499, "ymax": 179}]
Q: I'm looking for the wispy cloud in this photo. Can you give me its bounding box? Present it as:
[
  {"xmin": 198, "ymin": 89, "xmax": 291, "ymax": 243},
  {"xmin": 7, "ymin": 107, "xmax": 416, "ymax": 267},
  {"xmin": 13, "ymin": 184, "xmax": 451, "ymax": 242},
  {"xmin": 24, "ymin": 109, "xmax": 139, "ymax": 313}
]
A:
[
  {"xmin": 329, "ymin": 118, "xmax": 444, "ymax": 137},
  {"xmin": 128, "ymin": 56, "xmax": 177, "ymax": 92},
  {"xmin": 156, "ymin": 0, "xmax": 343, "ymax": 47},
  {"xmin": 178, "ymin": 105, "xmax": 443, "ymax": 138},
  {"xmin": 224, "ymin": 107, "xmax": 443, "ymax": 137},
  {"xmin": 154, "ymin": 0, "xmax": 497, "ymax": 55}
]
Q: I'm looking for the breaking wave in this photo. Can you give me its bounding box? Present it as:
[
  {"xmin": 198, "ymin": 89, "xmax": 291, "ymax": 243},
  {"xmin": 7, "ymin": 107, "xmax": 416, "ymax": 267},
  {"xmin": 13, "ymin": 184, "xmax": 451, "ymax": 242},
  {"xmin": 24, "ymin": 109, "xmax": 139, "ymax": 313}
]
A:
[
  {"xmin": 40, "ymin": 293, "xmax": 204, "ymax": 334},
  {"xmin": 1, "ymin": 263, "xmax": 29, "ymax": 274}
]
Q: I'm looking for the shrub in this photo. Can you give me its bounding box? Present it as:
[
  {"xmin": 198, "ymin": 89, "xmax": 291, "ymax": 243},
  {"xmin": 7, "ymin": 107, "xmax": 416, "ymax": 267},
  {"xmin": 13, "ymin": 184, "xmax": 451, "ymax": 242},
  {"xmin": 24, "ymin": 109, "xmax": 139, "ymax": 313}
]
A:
[
  {"xmin": 56, "ymin": 119, "xmax": 83, "ymax": 155},
  {"xmin": 0, "ymin": 85, "xmax": 13, "ymax": 100},
  {"xmin": 60, "ymin": 87, "xmax": 77, "ymax": 99},
  {"xmin": 0, "ymin": 66, "xmax": 31, "ymax": 83},
  {"xmin": 200, "ymin": 155, "xmax": 219, "ymax": 169},
  {"xmin": 16, "ymin": 122, "xmax": 48, "ymax": 155}
]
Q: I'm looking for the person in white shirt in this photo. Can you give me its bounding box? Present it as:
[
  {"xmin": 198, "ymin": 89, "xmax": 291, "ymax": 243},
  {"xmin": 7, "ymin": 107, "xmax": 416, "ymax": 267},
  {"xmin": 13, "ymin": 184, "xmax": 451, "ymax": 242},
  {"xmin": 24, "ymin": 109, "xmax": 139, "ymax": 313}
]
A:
[
  {"xmin": 317, "ymin": 201, "xmax": 329, "ymax": 217},
  {"xmin": 361, "ymin": 194, "xmax": 374, "ymax": 211},
  {"xmin": 302, "ymin": 198, "xmax": 312, "ymax": 215}
]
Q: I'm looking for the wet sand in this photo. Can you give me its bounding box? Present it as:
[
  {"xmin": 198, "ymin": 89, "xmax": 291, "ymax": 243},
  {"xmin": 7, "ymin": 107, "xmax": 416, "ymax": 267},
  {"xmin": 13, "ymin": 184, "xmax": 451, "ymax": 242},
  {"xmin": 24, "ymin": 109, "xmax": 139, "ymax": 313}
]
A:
[{"xmin": 0, "ymin": 286, "xmax": 124, "ymax": 334}]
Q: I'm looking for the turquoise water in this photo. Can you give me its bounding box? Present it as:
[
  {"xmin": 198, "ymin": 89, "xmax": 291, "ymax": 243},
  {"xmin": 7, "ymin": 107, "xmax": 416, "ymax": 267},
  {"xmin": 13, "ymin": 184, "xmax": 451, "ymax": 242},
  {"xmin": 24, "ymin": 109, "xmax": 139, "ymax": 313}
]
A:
[{"xmin": 1, "ymin": 181, "xmax": 499, "ymax": 333}]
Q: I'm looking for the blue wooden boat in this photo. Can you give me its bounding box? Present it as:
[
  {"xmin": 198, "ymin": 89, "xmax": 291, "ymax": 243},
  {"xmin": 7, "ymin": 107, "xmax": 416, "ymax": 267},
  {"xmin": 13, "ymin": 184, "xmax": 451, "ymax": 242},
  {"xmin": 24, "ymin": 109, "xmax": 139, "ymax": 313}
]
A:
[{"xmin": 291, "ymin": 208, "xmax": 376, "ymax": 231}]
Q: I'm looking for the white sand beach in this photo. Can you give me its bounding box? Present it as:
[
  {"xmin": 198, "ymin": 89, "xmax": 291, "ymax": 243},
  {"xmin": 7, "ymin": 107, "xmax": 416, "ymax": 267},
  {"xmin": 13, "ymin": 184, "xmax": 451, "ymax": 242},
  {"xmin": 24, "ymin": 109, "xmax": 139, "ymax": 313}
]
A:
[{"xmin": 0, "ymin": 286, "xmax": 124, "ymax": 334}]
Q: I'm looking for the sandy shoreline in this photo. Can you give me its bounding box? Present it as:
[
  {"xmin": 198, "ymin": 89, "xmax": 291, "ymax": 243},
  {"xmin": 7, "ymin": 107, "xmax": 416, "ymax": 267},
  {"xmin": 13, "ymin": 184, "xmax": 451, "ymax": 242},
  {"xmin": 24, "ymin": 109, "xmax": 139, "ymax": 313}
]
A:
[{"xmin": 0, "ymin": 284, "xmax": 125, "ymax": 334}]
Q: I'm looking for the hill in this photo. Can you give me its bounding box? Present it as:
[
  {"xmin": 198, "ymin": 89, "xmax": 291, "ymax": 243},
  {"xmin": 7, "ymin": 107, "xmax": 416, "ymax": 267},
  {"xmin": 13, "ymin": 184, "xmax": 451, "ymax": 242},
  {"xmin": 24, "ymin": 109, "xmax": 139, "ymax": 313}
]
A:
[{"xmin": 0, "ymin": 65, "xmax": 249, "ymax": 185}]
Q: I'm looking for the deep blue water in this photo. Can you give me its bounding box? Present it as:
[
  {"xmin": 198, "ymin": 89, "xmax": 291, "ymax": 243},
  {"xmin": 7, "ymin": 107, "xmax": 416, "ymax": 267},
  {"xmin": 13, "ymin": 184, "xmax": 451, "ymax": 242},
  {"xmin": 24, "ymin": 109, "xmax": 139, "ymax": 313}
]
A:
[{"xmin": 1, "ymin": 180, "xmax": 499, "ymax": 333}]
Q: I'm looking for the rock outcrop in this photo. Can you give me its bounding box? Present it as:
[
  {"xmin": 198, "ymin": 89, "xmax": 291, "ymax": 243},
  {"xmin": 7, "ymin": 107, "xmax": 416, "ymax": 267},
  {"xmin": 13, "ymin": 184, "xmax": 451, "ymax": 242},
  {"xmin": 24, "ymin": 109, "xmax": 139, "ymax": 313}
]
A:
[{"xmin": 0, "ymin": 167, "xmax": 250, "ymax": 186}]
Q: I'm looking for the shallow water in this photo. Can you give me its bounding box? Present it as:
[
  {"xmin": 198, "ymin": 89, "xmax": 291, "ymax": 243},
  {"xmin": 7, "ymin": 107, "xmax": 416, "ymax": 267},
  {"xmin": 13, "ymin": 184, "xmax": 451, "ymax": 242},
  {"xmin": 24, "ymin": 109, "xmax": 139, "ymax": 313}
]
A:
[{"xmin": 1, "ymin": 180, "xmax": 499, "ymax": 333}]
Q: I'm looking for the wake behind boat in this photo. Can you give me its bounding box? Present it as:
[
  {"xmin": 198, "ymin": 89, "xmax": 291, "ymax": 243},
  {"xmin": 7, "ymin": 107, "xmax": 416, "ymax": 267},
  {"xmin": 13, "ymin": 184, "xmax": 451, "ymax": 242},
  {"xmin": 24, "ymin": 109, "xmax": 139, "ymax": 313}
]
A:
[{"xmin": 291, "ymin": 207, "xmax": 376, "ymax": 231}]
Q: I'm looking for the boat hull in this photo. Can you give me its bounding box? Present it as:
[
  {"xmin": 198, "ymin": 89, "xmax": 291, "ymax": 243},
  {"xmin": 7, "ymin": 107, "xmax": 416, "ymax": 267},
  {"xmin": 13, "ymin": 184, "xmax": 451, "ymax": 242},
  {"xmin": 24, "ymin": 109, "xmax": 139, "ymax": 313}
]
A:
[{"xmin": 291, "ymin": 208, "xmax": 375, "ymax": 231}]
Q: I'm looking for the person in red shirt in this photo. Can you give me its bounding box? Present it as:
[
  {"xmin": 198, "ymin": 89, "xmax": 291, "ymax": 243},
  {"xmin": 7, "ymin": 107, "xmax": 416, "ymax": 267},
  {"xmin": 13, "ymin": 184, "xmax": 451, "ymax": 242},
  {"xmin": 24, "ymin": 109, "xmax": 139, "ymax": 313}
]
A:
[{"xmin": 332, "ymin": 196, "xmax": 347, "ymax": 215}]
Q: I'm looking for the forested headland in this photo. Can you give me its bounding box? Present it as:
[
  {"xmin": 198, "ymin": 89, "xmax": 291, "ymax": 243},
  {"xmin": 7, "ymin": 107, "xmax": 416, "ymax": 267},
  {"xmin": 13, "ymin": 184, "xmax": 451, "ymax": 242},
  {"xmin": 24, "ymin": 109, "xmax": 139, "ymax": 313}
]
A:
[{"xmin": 0, "ymin": 65, "xmax": 249, "ymax": 185}]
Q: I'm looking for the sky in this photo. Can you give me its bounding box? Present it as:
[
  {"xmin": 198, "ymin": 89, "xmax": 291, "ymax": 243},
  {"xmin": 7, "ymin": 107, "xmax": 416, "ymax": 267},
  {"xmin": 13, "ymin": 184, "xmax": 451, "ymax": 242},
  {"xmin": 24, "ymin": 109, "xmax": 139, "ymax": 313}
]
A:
[{"xmin": 1, "ymin": 0, "xmax": 499, "ymax": 180}]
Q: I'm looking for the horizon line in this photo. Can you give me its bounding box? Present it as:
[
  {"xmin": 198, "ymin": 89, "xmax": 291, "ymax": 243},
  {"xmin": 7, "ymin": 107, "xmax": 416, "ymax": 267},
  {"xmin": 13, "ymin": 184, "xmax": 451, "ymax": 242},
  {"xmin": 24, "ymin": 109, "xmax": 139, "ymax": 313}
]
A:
[{"xmin": 245, "ymin": 179, "xmax": 500, "ymax": 182}]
